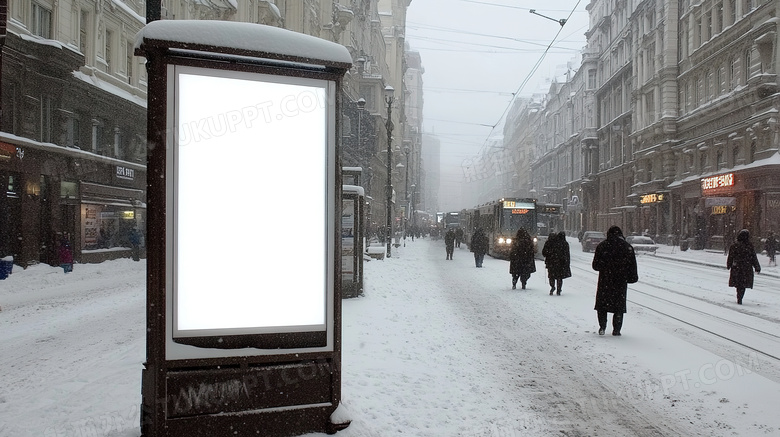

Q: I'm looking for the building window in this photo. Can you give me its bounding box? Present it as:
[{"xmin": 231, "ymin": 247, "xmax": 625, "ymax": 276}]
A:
[
  {"xmin": 31, "ymin": 3, "xmax": 52, "ymax": 39},
  {"xmin": 729, "ymin": 0, "xmax": 737, "ymax": 24},
  {"xmin": 696, "ymin": 18, "xmax": 702, "ymax": 47},
  {"xmin": 611, "ymin": 182, "xmax": 616, "ymax": 206},
  {"xmin": 647, "ymin": 44, "xmax": 655, "ymax": 77},
  {"xmin": 105, "ymin": 30, "xmax": 114, "ymax": 73},
  {"xmin": 79, "ymin": 10, "xmax": 88, "ymax": 53},
  {"xmin": 685, "ymin": 80, "xmax": 691, "ymax": 111},
  {"xmin": 40, "ymin": 95, "xmax": 52, "ymax": 143},
  {"xmin": 730, "ymin": 56, "xmax": 738, "ymax": 90},
  {"xmin": 68, "ymin": 116, "xmax": 80, "ymax": 148},
  {"xmin": 749, "ymin": 141, "xmax": 756, "ymax": 162},
  {"xmin": 126, "ymin": 43, "xmax": 133, "ymax": 84},
  {"xmin": 716, "ymin": 150, "xmax": 723, "ymax": 170},
  {"xmin": 744, "ymin": 49, "xmax": 751, "ymax": 84},
  {"xmin": 716, "ymin": 65, "xmax": 722, "ymax": 96},
  {"xmin": 588, "ymin": 69, "xmax": 596, "ymax": 89},
  {"xmin": 91, "ymin": 119, "xmax": 103, "ymax": 154},
  {"xmin": 6, "ymin": 82, "xmax": 18, "ymax": 134},
  {"xmin": 646, "ymin": 91, "xmax": 655, "ymax": 123}
]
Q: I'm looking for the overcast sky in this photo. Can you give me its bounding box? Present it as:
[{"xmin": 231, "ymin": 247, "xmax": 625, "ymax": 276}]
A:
[{"xmin": 405, "ymin": 0, "xmax": 590, "ymax": 211}]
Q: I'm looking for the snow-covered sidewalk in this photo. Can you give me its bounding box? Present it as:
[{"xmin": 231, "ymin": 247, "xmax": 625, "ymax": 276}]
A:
[
  {"xmin": 1, "ymin": 237, "xmax": 779, "ymax": 436},
  {"xmin": 331, "ymin": 238, "xmax": 780, "ymax": 436}
]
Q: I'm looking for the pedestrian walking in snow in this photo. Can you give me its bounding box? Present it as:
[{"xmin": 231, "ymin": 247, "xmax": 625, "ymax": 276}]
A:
[
  {"xmin": 592, "ymin": 226, "xmax": 638, "ymax": 336},
  {"xmin": 542, "ymin": 231, "xmax": 571, "ymax": 295},
  {"xmin": 444, "ymin": 228, "xmax": 456, "ymax": 260},
  {"xmin": 129, "ymin": 227, "xmax": 142, "ymax": 262},
  {"xmin": 764, "ymin": 231, "xmax": 777, "ymax": 267},
  {"xmin": 509, "ymin": 228, "xmax": 536, "ymax": 289},
  {"xmin": 470, "ymin": 228, "xmax": 489, "ymax": 268},
  {"xmin": 455, "ymin": 227, "xmax": 464, "ymax": 248},
  {"xmin": 728, "ymin": 229, "xmax": 761, "ymax": 304},
  {"xmin": 58, "ymin": 236, "xmax": 74, "ymax": 274}
]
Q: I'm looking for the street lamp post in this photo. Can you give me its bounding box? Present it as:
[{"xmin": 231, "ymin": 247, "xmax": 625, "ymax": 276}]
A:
[
  {"xmin": 403, "ymin": 143, "xmax": 410, "ymax": 246},
  {"xmin": 356, "ymin": 97, "xmax": 366, "ymax": 171},
  {"xmin": 410, "ymin": 183, "xmax": 416, "ymax": 242},
  {"xmin": 384, "ymin": 85, "xmax": 394, "ymax": 258}
]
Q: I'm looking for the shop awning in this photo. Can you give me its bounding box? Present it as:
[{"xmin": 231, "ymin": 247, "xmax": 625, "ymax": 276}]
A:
[{"xmin": 80, "ymin": 196, "xmax": 139, "ymax": 208}]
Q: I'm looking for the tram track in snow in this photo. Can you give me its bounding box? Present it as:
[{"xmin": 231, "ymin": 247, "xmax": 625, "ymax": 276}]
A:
[
  {"xmin": 569, "ymin": 262, "xmax": 780, "ymax": 365},
  {"xmin": 649, "ymin": 254, "xmax": 780, "ymax": 299}
]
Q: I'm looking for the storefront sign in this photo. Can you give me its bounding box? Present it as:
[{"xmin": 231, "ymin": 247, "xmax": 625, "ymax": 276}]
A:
[
  {"xmin": 342, "ymin": 199, "xmax": 355, "ymax": 277},
  {"xmin": 701, "ymin": 173, "xmax": 734, "ymax": 192},
  {"xmin": 711, "ymin": 205, "xmax": 735, "ymax": 215},
  {"xmin": 116, "ymin": 166, "xmax": 135, "ymax": 181},
  {"xmin": 640, "ymin": 193, "xmax": 666, "ymax": 204},
  {"xmin": 0, "ymin": 142, "xmax": 16, "ymax": 161},
  {"xmin": 704, "ymin": 197, "xmax": 736, "ymax": 207},
  {"xmin": 705, "ymin": 197, "xmax": 736, "ymax": 215},
  {"xmin": 83, "ymin": 206, "xmax": 98, "ymax": 246},
  {"xmin": 768, "ymin": 193, "xmax": 780, "ymax": 210}
]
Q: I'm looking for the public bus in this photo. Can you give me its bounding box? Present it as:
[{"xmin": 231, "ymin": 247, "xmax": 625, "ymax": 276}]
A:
[
  {"xmin": 461, "ymin": 198, "xmax": 539, "ymax": 259},
  {"xmin": 442, "ymin": 211, "xmax": 460, "ymax": 229},
  {"xmin": 536, "ymin": 203, "xmax": 564, "ymax": 237}
]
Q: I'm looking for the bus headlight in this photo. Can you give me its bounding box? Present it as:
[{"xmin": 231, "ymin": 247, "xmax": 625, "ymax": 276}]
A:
[
  {"xmin": 498, "ymin": 237, "xmax": 506, "ymax": 244},
  {"xmin": 506, "ymin": 238, "xmax": 512, "ymax": 244}
]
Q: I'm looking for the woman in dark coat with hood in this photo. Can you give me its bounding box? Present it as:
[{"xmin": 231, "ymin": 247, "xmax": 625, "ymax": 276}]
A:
[
  {"xmin": 592, "ymin": 226, "xmax": 638, "ymax": 336},
  {"xmin": 509, "ymin": 228, "xmax": 536, "ymax": 289},
  {"xmin": 727, "ymin": 229, "xmax": 761, "ymax": 304},
  {"xmin": 542, "ymin": 231, "xmax": 572, "ymax": 295}
]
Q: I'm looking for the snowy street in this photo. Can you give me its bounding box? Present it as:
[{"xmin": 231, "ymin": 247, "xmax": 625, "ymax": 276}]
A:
[{"xmin": 1, "ymin": 237, "xmax": 779, "ymax": 436}]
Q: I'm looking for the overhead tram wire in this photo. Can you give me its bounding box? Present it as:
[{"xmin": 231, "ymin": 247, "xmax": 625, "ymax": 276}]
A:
[
  {"xmin": 406, "ymin": 26, "xmax": 586, "ymax": 55},
  {"xmin": 407, "ymin": 34, "xmax": 575, "ymax": 54},
  {"xmin": 406, "ymin": 21, "xmax": 584, "ymax": 50},
  {"xmin": 470, "ymin": 0, "xmax": 583, "ymax": 161},
  {"xmin": 424, "ymin": 86, "xmax": 515, "ymax": 96},
  {"xmin": 458, "ymin": 0, "xmax": 579, "ymax": 13}
]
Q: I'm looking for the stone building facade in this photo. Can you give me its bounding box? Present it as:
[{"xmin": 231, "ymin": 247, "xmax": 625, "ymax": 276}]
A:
[
  {"xmin": 502, "ymin": 0, "xmax": 780, "ymax": 249},
  {"xmin": 0, "ymin": 0, "xmax": 416, "ymax": 266}
]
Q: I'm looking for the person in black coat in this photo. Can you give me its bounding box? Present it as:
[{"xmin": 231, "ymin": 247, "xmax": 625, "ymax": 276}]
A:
[
  {"xmin": 470, "ymin": 228, "xmax": 489, "ymax": 268},
  {"xmin": 444, "ymin": 228, "xmax": 456, "ymax": 260},
  {"xmin": 764, "ymin": 231, "xmax": 777, "ymax": 267},
  {"xmin": 454, "ymin": 227, "xmax": 464, "ymax": 248},
  {"xmin": 727, "ymin": 229, "xmax": 761, "ymax": 304},
  {"xmin": 592, "ymin": 226, "xmax": 638, "ymax": 336},
  {"xmin": 542, "ymin": 231, "xmax": 572, "ymax": 295},
  {"xmin": 509, "ymin": 228, "xmax": 536, "ymax": 289}
]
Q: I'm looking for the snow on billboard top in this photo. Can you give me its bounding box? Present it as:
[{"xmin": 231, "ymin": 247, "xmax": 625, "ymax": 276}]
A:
[{"xmin": 135, "ymin": 20, "xmax": 353, "ymax": 69}]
